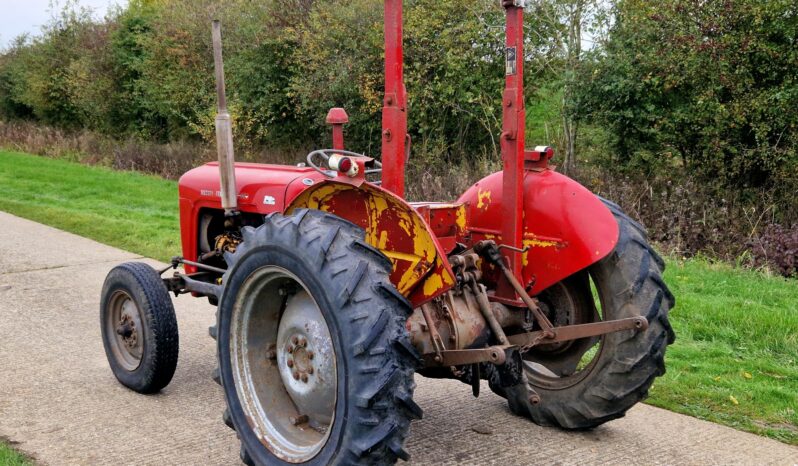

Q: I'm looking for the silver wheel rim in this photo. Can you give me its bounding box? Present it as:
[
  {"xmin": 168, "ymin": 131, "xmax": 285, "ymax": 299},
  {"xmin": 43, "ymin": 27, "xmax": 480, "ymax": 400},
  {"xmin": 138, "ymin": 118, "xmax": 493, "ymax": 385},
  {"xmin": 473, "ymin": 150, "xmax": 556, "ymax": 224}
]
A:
[
  {"xmin": 231, "ymin": 266, "xmax": 337, "ymax": 463},
  {"xmin": 523, "ymin": 271, "xmax": 605, "ymax": 389},
  {"xmin": 106, "ymin": 290, "xmax": 144, "ymax": 371}
]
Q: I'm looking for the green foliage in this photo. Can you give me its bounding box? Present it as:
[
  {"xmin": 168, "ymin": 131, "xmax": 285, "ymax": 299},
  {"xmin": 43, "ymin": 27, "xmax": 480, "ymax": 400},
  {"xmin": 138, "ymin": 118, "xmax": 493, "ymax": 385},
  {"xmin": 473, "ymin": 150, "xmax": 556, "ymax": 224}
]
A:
[
  {"xmin": 3, "ymin": 4, "xmax": 99, "ymax": 128},
  {"xmin": 295, "ymin": 0, "xmax": 560, "ymax": 160},
  {"xmin": 2, "ymin": 0, "xmax": 796, "ymax": 191},
  {"xmin": 577, "ymin": 0, "xmax": 798, "ymax": 188},
  {"xmin": 0, "ymin": 0, "xmax": 560, "ymax": 162}
]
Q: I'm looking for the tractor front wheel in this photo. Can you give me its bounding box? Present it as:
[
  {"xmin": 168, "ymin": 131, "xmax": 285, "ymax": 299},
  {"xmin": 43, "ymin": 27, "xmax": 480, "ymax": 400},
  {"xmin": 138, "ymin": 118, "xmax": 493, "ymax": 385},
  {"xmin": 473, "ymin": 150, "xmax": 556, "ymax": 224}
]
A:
[
  {"xmin": 213, "ymin": 209, "xmax": 422, "ymax": 465},
  {"xmin": 100, "ymin": 262, "xmax": 179, "ymax": 393},
  {"xmin": 497, "ymin": 200, "xmax": 675, "ymax": 429}
]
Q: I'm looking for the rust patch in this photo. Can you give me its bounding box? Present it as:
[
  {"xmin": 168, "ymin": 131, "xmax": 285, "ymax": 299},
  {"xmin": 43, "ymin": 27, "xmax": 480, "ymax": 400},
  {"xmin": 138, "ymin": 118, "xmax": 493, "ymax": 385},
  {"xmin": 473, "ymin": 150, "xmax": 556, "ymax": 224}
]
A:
[{"xmin": 286, "ymin": 181, "xmax": 455, "ymax": 307}]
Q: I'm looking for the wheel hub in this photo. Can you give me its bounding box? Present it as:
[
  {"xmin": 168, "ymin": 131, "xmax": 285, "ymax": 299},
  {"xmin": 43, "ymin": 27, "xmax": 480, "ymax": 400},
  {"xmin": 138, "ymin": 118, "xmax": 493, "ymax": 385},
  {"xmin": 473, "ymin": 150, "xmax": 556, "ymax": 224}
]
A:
[
  {"xmin": 285, "ymin": 337, "xmax": 315, "ymax": 382},
  {"xmin": 106, "ymin": 292, "xmax": 143, "ymax": 371},
  {"xmin": 277, "ymin": 292, "xmax": 336, "ymax": 427}
]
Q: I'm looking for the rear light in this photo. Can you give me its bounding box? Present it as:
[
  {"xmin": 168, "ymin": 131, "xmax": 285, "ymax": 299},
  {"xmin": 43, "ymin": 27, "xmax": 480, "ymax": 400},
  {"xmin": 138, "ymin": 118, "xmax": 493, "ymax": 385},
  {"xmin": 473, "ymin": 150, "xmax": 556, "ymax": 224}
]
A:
[
  {"xmin": 329, "ymin": 153, "xmax": 360, "ymax": 177},
  {"xmin": 338, "ymin": 156, "xmax": 353, "ymax": 173}
]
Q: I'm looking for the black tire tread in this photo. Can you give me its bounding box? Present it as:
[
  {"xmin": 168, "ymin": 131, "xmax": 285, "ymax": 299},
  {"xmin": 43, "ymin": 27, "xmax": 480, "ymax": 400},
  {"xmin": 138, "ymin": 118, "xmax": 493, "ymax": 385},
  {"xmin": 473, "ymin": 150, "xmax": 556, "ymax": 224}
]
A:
[
  {"xmin": 503, "ymin": 200, "xmax": 674, "ymax": 429},
  {"xmin": 214, "ymin": 209, "xmax": 420, "ymax": 465},
  {"xmin": 100, "ymin": 262, "xmax": 179, "ymax": 394}
]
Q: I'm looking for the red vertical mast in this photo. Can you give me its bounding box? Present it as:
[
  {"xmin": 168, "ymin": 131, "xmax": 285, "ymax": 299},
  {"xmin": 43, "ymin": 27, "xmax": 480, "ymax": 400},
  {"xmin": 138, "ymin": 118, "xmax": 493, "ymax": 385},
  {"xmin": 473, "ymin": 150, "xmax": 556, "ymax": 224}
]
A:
[
  {"xmin": 498, "ymin": 1, "xmax": 526, "ymax": 299},
  {"xmin": 381, "ymin": 0, "xmax": 408, "ymax": 198}
]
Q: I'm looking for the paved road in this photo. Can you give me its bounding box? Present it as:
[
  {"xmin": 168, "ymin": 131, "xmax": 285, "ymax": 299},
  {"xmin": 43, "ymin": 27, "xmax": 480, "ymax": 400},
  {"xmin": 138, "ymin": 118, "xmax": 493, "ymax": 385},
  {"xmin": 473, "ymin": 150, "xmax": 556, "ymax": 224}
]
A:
[{"xmin": 0, "ymin": 211, "xmax": 796, "ymax": 466}]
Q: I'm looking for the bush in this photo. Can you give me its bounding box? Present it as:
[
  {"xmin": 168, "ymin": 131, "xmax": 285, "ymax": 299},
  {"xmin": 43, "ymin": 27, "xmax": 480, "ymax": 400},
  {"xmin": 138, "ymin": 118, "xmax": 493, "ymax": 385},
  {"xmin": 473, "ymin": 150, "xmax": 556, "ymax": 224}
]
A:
[
  {"xmin": 576, "ymin": 0, "xmax": 798, "ymax": 190},
  {"xmin": 748, "ymin": 224, "xmax": 798, "ymax": 278}
]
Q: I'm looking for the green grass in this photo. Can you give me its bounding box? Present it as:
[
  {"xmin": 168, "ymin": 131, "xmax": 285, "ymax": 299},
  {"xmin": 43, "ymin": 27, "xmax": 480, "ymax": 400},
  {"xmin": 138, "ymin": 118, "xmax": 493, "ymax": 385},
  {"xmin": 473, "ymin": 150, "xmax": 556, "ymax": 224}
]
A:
[
  {"xmin": 651, "ymin": 258, "xmax": 798, "ymax": 444},
  {"xmin": 0, "ymin": 442, "xmax": 32, "ymax": 466},
  {"xmin": 0, "ymin": 150, "xmax": 796, "ymax": 445},
  {"xmin": 0, "ymin": 150, "xmax": 179, "ymax": 261}
]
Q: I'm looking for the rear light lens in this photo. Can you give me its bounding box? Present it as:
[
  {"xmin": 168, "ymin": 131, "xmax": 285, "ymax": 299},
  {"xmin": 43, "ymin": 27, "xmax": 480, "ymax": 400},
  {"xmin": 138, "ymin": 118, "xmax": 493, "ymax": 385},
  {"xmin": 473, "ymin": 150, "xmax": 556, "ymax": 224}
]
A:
[
  {"xmin": 329, "ymin": 153, "xmax": 360, "ymax": 177},
  {"xmin": 337, "ymin": 157, "xmax": 353, "ymax": 173}
]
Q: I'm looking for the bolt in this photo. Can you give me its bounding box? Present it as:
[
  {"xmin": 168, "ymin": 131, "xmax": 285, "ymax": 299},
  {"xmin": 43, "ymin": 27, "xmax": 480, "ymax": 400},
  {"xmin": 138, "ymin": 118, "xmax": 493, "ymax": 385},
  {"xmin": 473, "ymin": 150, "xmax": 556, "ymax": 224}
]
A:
[
  {"xmin": 286, "ymin": 345, "xmax": 293, "ymax": 354},
  {"xmin": 266, "ymin": 349, "xmax": 277, "ymax": 360},
  {"xmin": 307, "ymin": 366, "xmax": 314, "ymax": 375},
  {"xmin": 307, "ymin": 351, "xmax": 314, "ymax": 360},
  {"xmin": 287, "ymin": 359, "xmax": 294, "ymax": 368},
  {"xmin": 293, "ymin": 371, "xmax": 300, "ymax": 380},
  {"xmin": 298, "ymin": 337, "xmax": 306, "ymax": 347},
  {"xmin": 434, "ymin": 355, "xmax": 442, "ymax": 363},
  {"xmin": 289, "ymin": 414, "xmax": 309, "ymax": 426},
  {"xmin": 528, "ymin": 394, "xmax": 541, "ymax": 405},
  {"xmin": 291, "ymin": 336, "xmax": 299, "ymax": 345},
  {"xmin": 301, "ymin": 374, "xmax": 308, "ymax": 383}
]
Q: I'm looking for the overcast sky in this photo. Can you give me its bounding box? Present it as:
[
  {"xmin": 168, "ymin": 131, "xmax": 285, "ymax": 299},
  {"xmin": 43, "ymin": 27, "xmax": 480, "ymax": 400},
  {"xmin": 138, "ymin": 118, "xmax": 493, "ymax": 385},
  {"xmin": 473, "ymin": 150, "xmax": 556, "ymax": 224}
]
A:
[{"xmin": 0, "ymin": 0, "xmax": 127, "ymax": 49}]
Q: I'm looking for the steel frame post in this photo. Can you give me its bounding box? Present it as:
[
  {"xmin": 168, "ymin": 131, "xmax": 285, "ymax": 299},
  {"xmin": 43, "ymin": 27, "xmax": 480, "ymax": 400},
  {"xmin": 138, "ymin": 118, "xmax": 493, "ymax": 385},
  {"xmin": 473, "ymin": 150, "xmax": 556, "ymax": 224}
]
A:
[
  {"xmin": 497, "ymin": 2, "xmax": 526, "ymax": 299},
  {"xmin": 381, "ymin": 0, "xmax": 408, "ymax": 197}
]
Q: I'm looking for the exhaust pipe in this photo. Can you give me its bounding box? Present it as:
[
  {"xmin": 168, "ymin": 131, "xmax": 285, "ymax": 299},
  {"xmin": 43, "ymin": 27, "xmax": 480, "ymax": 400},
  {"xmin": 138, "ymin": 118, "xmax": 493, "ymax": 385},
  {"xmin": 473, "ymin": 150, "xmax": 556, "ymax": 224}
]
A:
[{"xmin": 211, "ymin": 20, "xmax": 238, "ymax": 216}]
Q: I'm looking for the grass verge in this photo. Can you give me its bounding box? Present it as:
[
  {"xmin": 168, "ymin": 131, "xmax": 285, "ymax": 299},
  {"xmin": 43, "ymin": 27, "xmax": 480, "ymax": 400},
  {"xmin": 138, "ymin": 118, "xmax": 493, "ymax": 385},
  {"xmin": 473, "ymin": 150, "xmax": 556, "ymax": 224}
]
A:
[
  {"xmin": 1, "ymin": 150, "xmax": 796, "ymax": 445},
  {"xmin": 0, "ymin": 441, "xmax": 33, "ymax": 466}
]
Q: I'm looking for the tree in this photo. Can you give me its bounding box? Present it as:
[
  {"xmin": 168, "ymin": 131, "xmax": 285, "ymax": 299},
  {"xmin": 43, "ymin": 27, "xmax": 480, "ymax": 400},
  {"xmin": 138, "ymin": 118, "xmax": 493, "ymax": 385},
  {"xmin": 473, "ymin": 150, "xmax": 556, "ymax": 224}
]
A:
[
  {"xmin": 577, "ymin": 0, "xmax": 798, "ymax": 188},
  {"xmin": 526, "ymin": 0, "xmax": 611, "ymax": 175}
]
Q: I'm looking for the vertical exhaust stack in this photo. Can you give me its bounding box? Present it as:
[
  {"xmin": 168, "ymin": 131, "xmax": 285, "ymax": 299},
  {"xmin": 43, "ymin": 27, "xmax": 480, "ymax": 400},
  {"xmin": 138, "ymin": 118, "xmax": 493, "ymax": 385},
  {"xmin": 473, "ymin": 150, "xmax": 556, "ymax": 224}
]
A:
[{"xmin": 211, "ymin": 20, "xmax": 238, "ymax": 216}]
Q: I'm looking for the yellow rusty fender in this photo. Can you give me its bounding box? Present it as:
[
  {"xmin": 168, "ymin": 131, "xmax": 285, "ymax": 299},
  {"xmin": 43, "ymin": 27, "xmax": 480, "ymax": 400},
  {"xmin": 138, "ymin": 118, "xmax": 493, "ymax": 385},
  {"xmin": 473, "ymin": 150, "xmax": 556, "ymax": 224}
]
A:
[{"xmin": 285, "ymin": 181, "xmax": 456, "ymax": 307}]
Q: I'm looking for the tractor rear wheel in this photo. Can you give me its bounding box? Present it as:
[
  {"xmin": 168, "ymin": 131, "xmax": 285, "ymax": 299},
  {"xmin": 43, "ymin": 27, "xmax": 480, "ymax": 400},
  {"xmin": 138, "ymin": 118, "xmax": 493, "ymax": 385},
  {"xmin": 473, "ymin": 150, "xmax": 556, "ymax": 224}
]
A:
[
  {"xmin": 212, "ymin": 209, "xmax": 422, "ymax": 465},
  {"xmin": 496, "ymin": 200, "xmax": 675, "ymax": 429}
]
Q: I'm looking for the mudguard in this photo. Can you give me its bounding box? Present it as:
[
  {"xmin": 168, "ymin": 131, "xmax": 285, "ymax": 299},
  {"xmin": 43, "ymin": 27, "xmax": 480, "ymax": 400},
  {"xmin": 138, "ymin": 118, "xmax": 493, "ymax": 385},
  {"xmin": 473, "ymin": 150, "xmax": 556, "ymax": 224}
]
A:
[
  {"xmin": 457, "ymin": 169, "xmax": 619, "ymax": 295},
  {"xmin": 285, "ymin": 180, "xmax": 456, "ymax": 308}
]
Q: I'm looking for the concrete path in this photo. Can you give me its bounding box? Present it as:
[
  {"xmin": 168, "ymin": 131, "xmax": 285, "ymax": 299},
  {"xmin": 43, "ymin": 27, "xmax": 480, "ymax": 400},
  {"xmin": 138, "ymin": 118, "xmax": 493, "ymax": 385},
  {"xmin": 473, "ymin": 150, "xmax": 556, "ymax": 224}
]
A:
[{"xmin": 0, "ymin": 211, "xmax": 796, "ymax": 466}]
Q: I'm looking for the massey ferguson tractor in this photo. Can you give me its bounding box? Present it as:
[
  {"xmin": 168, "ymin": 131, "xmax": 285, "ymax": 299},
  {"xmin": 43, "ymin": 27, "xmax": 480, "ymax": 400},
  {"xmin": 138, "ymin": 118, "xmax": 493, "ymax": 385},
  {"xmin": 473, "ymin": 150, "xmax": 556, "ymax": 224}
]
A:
[{"xmin": 100, "ymin": 1, "xmax": 674, "ymax": 464}]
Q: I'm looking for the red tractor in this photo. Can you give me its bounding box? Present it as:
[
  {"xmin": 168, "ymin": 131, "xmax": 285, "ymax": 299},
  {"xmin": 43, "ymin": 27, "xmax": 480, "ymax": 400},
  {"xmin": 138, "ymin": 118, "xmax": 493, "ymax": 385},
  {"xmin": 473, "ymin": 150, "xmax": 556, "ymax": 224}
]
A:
[{"xmin": 100, "ymin": 1, "xmax": 674, "ymax": 464}]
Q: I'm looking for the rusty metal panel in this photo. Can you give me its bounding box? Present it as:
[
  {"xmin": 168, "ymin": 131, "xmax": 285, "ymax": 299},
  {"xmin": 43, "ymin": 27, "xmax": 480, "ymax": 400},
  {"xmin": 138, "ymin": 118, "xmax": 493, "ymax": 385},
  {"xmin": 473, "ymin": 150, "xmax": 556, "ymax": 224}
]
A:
[{"xmin": 286, "ymin": 181, "xmax": 455, "ymax": 307}]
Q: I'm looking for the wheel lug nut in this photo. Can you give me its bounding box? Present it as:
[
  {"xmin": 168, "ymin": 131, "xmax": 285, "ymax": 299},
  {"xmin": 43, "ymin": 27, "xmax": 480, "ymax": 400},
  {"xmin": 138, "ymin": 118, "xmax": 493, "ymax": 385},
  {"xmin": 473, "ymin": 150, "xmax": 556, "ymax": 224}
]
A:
[
  {"xmin": 286, "ymin": 345, "xmax": 293, "ymax": 354},
  {"xmin": 291, "ymin": 336, "xmax": 299, "ymax": 345},
  {"xmin": 293, "ymin": 371, "xmax": 300, "ymax": 380},
  {"xmin": 287, "ymin": 359, "xmax": 294, "ymax": 368},
  {"xmin": 298, "ymin": 337, "xmax": 306, "ymax": 347},
  {"xmin": 307, "ymin": 367, "xmax": 313, "ymax": 374},
  {"xmin": 301, "ymin": 374, "xmax": 308, "ymax": 383},
  {"xmin": 307, "ymin": 351, "xmax": 314, "ymax": 360}
]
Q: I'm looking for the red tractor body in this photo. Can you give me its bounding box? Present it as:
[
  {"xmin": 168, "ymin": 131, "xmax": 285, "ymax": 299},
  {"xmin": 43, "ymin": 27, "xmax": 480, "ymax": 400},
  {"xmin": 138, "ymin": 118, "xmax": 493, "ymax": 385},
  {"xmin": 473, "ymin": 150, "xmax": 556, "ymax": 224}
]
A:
[
  {"xmin": 179, "ymin": 159, "xmax": 619, "ymax": 304},
  {"xmin": 100, "ymin": 3, "xmax": 673, "ymax": 464}
]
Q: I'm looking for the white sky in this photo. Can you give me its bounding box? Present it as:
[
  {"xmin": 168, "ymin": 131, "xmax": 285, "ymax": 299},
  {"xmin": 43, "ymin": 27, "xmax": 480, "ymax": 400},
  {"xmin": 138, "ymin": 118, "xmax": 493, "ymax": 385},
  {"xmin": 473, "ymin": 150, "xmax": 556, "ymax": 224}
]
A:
[{"xmin": 0, "ymin": 0, "xmax": 127, "ymax": 49}]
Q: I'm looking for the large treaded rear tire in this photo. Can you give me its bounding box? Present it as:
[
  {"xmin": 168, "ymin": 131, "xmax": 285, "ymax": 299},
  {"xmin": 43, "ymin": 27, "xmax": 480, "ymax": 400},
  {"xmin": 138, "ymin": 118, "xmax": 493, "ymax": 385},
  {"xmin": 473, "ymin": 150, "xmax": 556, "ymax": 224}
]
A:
[
  {"xmin": 212, "ymin": 209, "xmax": 422, "ymax": 465},
  {"xmin": 500, "ymin": 199, "xmax": 675, "ymax": 429},
  {"xmin": 100, "ymin": 262, "xmax": 179, "ymax": 393}
]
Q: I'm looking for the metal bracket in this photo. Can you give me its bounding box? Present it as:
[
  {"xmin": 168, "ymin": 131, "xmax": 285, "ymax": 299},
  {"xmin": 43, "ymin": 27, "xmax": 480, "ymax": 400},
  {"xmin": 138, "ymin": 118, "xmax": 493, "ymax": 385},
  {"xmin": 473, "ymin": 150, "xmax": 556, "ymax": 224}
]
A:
[
  {"xmin": 423, "ymin": 346, "xmax": 507, "ymax": 367},
  {"xmin": 474, "ymin": 240, "xmax": 556, "ymax": 334},
  {"xmin": 507, "ymin": 316, "xmax": 649, "ymax": 350}
]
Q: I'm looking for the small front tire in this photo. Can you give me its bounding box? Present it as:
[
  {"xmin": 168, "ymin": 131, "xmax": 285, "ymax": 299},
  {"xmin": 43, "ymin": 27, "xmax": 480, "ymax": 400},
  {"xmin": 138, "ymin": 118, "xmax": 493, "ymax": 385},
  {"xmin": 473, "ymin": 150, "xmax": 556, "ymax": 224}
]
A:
[{"xmin": 100, "ymin": 262, "xmax": 179, "ymax": 393}]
